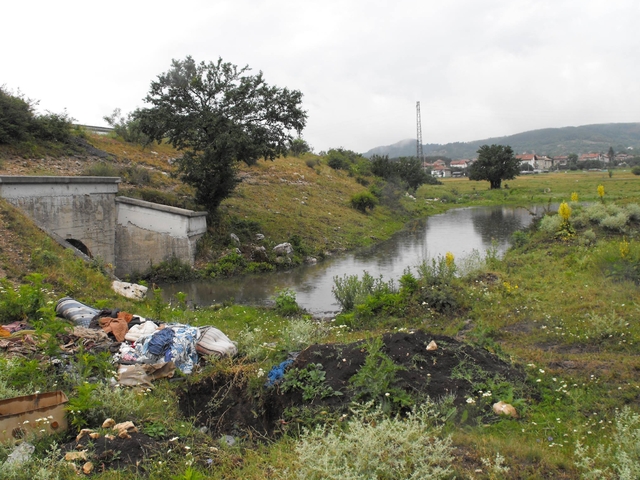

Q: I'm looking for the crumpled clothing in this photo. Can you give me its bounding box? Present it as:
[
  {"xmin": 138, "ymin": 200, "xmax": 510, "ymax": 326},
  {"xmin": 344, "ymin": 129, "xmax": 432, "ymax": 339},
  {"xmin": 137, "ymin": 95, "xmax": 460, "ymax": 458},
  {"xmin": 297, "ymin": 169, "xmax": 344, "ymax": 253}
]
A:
[
  {"xmin": 131, "ymin": 324, "xmax": 199, "ymax": 374},
  {"xmin": 99, "ymin": 316, "xmax": 129, "ymax": 342},
  {"xmin": 266, "ymin": 359, "xmax": 294, "ymax": 387},
  {"xmin": 113, "ymin": 343, "xmax": 141, "ymax": 363},
  {"xmin": 124, "ymin": 321, "xmax": 158, "ymax": 342},
  {"xmin": 117, "ymin": 362, "xmax": 175, "ymax": 388},
  {"xmin": 58, "ymin": 327, "xmax": 112, "ymax": 354},
  {"xmin": 167, "ymin": 325, "xmax": 199, "ymax": 374},
  {"xmin": 147, "ymin": 328, "xmax": 175, "ymax": 357}
]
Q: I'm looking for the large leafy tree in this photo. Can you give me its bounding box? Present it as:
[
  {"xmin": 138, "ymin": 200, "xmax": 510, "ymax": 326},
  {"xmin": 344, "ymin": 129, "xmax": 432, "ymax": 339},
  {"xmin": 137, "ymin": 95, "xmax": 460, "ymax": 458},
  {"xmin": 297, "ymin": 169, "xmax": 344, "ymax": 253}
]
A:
[
  {"xmin": 135, "ymin": 56, "xmax": 307, "ymax": 212},
  {"xmin": 468, "ymin": 144, "xmax": 519, "ymax": 189}
]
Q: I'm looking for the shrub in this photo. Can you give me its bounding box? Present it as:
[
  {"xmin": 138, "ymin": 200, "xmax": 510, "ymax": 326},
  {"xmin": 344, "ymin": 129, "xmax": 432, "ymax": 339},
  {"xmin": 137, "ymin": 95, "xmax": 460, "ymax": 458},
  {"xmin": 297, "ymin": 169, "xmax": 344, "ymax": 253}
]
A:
[
  {"xmin": 103, "ymin": 108, "xmax": 150, "ymax": 145},
  {"xmin": 141, "ymin": 256, "xmax": 195, "ymax": 283},
  {"xmin": 32, "ymin": 111, "xmax": 73, "ymax": 142},
  {"xmin": 600, "ymin": 212, "xmax": 630, "ymax": 232},
  {"xmin": 539, "ymin": 214, "xmax": 563, "ymax": 234},
  {"xmin": 332, "ymin": 272, "xmax": 393, "ymax": 312},
  {"xmin": 295, "ymin": 400, "xmax": 454, "ymax": 479},
  {"xmin": 585, "ymin": 203, "xmax": 608, "ymax": 222},
  {"xmin": 575, "ymin": 407, "xmax": 640, "ymax": 479},
  {"xmin": 349, "ymin": 337, "xmax": 412, "ymax": 414},
  {"xmin": 0, "ymin": 87, "xmax": 73, "ymax": 146},
  {"xmin": 0, "ymin": 273, "xmax": 50, "ymax": 323},
  {"xmin": 511, "ymin": 230, "xmax": 529, "ymax": 247},
  {"xmin": 282, "ymin": 318, "xmax": 327, "ymax": 351},
  {"xmin": 350, "ymin": 191, "xmax": 377, "ymax": 212},
  {"xmin": 83, "ymin": 162, "xmax": 120, "ymax": 177},
  {"xmin": 273, "ymin": 288, "xmax": 301, "ymax": 317},
  {"xmin": 205, "ymin": 252, "xmax": 246, "ymax": 278},
  {"xmin": 416, "ymin": 255, "xmax": 456, "ymax": 286},
  {"xmin": 632, "ymin": 166, "xmax": 640, "ymax": 175},
  {"xmin": 123, "ymin": 165, "xmax": 152, "ymax": 186},
  {"xmin": 626, "ymin": 203, "xmax": 640, "ymax": 221}
]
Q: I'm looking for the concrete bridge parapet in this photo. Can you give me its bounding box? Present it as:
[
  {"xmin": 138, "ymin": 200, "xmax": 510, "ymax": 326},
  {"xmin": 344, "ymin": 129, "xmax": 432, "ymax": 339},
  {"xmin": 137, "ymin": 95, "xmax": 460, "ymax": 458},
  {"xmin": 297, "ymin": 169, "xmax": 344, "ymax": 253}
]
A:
[
  {"xmin": 115, "ymin": 197, "xmax": 207, "ymax": 277},
  {"xmin": 0, "ymin": 176, "xmax": 120, "ymax": 264},
  {"xmin": 0, "ymin": 176, "xmax": 208, "ymax": 278}
]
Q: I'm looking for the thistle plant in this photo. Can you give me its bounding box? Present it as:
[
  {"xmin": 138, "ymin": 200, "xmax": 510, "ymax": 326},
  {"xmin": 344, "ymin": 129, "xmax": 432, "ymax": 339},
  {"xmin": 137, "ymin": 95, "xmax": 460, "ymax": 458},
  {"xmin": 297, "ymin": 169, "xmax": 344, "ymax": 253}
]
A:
[{"xmin": 598, "ymin": 184, "xmax": 605, "ymax": 203}]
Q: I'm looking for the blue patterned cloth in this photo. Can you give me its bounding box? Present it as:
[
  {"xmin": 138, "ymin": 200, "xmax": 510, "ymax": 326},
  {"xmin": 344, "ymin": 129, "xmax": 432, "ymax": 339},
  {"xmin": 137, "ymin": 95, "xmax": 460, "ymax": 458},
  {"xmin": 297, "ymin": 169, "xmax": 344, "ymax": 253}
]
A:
[
  {"xmin": 168, "ymin": 325, "xmax": 199, "ymax": 374},
  {"xmin": 133, "ymin": 324, "xmax": 199, "ymax": 374}
]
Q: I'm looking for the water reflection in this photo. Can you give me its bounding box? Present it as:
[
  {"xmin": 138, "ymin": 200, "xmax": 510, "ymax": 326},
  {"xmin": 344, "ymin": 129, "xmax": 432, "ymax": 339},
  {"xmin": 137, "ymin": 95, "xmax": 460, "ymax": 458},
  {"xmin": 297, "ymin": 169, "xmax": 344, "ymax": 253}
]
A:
[{"xmin": 161, "ymin": 205, "xmax": 545, "ymax": 314}]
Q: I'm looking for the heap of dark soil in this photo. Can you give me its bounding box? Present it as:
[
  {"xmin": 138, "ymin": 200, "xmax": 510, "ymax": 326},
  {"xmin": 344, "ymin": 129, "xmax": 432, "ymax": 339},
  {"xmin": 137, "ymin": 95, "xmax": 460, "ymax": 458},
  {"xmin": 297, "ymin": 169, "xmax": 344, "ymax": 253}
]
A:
[
  {"xmin": 61, "ymin": 432, "xmax": 161, "ymax": 473},
  {"xmin": 179, "ymin": 330, "xmax": 525, "ymax": 439}
]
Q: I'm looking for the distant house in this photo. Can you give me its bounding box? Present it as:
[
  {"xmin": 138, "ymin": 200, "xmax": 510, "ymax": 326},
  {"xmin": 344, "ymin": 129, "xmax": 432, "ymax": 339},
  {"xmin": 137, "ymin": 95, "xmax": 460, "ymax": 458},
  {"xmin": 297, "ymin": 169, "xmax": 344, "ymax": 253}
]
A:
[
  {"xmin": 553, "ymin": 155, "xmax": 569, "ymax": 166},
  {"xmin": 516, "ymin": 154, "xmax": 538, "ymax": 169},
  {"xmin": 431, "ymin": 165, "xmax": 452, "ymax": 178},
  {"xmin": 579, "ymin": 153, "xmax": 606, "ymax": 163},
  {"xmin": 450, "ymin": 159, "xmax": 470, "ymax": 169},
  {"xmin": 537, "ymin": 155, "xmax": 554, "ymax": 170}
]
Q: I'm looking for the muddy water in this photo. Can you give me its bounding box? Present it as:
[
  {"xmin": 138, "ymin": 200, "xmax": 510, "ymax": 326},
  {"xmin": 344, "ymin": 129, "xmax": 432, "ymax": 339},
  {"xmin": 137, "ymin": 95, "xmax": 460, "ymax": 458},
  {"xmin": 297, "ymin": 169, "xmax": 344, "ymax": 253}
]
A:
[{"xmin": 161, "ymin": 205, "xmax": 549, "ymax": 315}]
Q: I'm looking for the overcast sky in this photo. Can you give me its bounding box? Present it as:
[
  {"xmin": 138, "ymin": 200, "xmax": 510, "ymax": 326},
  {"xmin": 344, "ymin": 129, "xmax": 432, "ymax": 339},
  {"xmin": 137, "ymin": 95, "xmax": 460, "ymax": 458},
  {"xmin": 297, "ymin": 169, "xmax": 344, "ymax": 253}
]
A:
[{"xmin": 3, "ymin": 0, "xmax": 639, "ymax": 153}]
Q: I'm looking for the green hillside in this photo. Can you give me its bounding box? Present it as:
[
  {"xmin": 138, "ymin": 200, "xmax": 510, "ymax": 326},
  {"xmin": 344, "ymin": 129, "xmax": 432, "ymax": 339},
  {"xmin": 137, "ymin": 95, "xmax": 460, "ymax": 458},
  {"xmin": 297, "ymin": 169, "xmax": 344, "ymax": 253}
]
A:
[{"xmin": 364, "ymin": 122, "xmax": 640, "ymax": 159}]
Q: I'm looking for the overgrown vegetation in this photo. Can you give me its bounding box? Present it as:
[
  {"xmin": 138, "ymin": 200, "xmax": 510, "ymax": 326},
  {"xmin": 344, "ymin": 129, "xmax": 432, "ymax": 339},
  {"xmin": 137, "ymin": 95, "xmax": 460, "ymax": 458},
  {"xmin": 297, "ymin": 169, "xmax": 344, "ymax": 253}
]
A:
[{"xmin": 2, "ymin": 123, "xmax": 640, "ymax": 477}]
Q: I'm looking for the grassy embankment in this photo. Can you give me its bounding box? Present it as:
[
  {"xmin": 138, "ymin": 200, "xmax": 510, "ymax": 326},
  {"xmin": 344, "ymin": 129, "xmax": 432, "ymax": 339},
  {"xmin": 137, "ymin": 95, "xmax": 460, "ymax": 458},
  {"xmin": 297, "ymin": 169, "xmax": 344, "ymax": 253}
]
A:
[{"xmin": 0, "ymin": 138, "xmax": 639, "ymax": 478}]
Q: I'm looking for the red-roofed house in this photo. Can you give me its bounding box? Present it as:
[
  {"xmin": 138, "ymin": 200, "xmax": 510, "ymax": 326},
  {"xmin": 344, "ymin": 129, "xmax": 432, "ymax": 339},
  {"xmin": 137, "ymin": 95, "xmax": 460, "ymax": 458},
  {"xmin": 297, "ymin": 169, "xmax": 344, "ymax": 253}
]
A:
[
  {"xmin": 579, "ymin": 153, "xmax": 606, "ymax": 163},
  {"xmin": 516, "ymin": 154, "xmax": 538, "ymax": 169}
]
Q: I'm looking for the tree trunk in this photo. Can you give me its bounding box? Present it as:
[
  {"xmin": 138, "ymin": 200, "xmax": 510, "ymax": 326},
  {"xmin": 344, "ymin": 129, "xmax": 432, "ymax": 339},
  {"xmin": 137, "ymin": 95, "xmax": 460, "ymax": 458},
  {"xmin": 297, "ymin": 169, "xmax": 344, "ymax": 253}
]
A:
[{"xmin": 490, "ymin": 179, "xmax": 501, "ymax": 189}]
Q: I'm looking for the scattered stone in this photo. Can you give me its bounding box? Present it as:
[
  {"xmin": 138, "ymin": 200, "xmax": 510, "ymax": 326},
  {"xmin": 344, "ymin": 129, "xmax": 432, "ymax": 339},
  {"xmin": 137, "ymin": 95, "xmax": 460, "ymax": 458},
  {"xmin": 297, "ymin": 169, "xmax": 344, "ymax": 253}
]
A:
[
  {"xmin": 6, "ymin": 442, "xmax": 34, "ymax": 465},
  {"xmin": 273, "ymin": 242, "xmax": 293, "ymax": 256},
  {"xmin": 82, "ymin": 461, "xmax": 94, "ymax": 474},
  {"xmin": 493, "ymin": 401, "xmax": 518, "ymax": 418},
  {"xmin": 221, "ymin": 435, "xmax": 236, "ymax": 446},
  {"xmin": 427, "ymin": 340, "xmax": 438, "ymax": 351},
  {"xmin": 118, "ymin": 430, "xmax": 131, "ymax": 439},
  {"xmin": 252, "ymin": 246, "xmax": 268, "ymax": 262},
  {"xmin": 102, "ymin": 418, "xmax": 116, "ymax": 428},
  {"xmin": 105, "ymin": 434, "xmax": 115, "ymax": 441},
  {"xmin": 89, "ymin": 432, "xmax": 101, "ymax": 440},
  {"xmin": 304, "ymin": 256, "xmax": 317, "ymax": 265},
  {"xmin": 255, "ymin": 233, "xmax": 265, "ymax": 241},
  {"xmin": 76, "ymin": 429, "xmax": 93, "ymax": 441},
  {"xmin": 229, "ymin": 233, "xmax": 241, "ymax": 246},
  {"xmin": 113, "ymin": 421, "xmax": 138, "ymax": 435},
  {"xmin": 112, "ymin": 281, "xmax": 148, "ymax": 300},
  {"xmin": 65, "ymin": 451, "xmax": 87, "ymax": 462}
]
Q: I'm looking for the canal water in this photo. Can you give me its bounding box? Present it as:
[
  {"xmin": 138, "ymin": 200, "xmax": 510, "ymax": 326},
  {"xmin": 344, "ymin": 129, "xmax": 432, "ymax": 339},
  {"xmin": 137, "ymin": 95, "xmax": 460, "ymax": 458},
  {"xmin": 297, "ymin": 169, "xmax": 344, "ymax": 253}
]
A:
[{"xmin": 161, "ymin": 205, "xmax": 550, "ymax": 315}]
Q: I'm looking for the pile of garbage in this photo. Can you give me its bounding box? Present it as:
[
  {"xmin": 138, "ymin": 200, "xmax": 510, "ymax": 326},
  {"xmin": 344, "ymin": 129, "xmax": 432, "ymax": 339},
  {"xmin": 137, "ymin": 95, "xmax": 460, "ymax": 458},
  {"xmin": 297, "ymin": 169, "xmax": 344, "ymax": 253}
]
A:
[{"xmin": 52, "ymin": 297, "xmax": 236, "ymax": 386}]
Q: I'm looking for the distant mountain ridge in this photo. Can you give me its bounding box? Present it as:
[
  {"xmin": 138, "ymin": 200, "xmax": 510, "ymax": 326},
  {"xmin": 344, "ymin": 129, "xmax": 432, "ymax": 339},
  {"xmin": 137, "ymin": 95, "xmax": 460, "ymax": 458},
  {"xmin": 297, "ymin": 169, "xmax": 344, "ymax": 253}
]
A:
[{"xmin": 363, "ymin": 123, "xmax": 640, "ymax": 159}]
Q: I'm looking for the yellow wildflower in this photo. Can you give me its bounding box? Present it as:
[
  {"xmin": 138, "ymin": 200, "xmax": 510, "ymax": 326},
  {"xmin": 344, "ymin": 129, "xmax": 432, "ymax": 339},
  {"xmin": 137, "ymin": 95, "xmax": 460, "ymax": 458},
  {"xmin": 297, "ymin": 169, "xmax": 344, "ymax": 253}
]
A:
[
  {"xmin": 558, "ymin": 202, "xmax": 572, "ymax": 222},
  {"xmin": 597, "ymin": 185, "xmax": 605, "ymax": 199},
  {"xmin": 571, "ymin": 192, "xmax": 579, "ymax": 202},
  {"xmin": 445, "ymin": 251, "xmax": 455, "ymax": 268},
  {"xmin": 620, "ymin": 238, "xmax": 630, "ymax": 259}
]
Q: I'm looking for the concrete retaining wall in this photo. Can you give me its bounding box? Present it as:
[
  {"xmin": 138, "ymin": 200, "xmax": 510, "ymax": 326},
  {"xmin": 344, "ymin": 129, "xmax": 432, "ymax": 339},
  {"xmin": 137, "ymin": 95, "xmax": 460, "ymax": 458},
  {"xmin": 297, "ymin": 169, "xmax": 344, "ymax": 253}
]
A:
[{"xmin": 115, "ymin": 197, "xmax": 207, "ymax": 277}]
